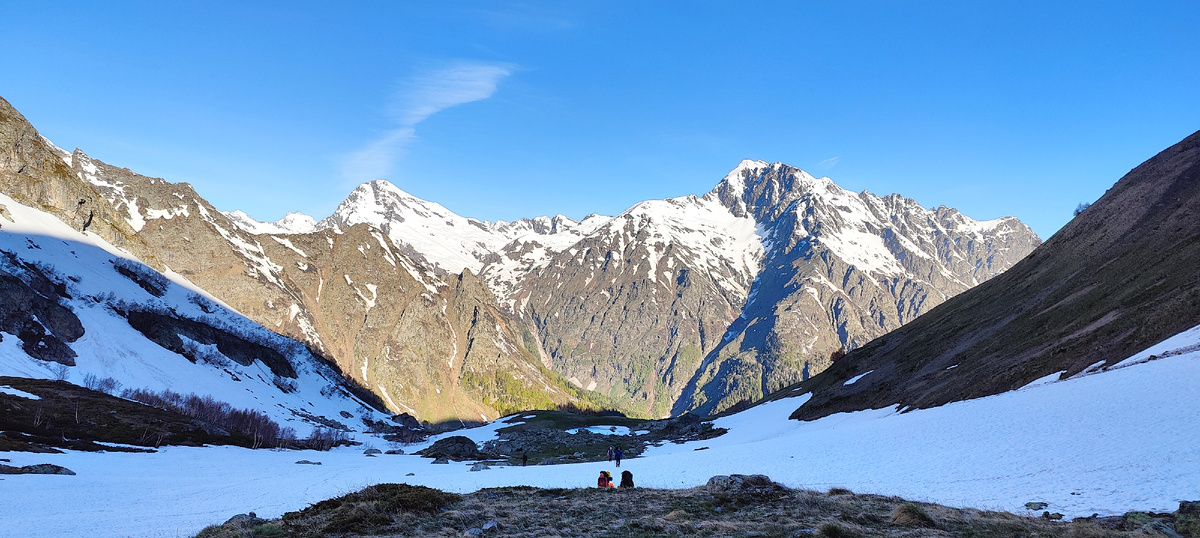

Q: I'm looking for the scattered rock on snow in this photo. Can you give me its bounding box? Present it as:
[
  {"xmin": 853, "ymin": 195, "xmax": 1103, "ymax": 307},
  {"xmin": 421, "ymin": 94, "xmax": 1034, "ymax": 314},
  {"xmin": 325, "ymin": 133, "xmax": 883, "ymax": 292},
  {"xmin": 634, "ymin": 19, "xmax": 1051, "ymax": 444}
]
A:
[
  {"xmin": 432, "ymin": 457, "xmax": 450, "ymax": 464},
  {"xmin": 418, "ymin": 436, "xmax": 483, "ymax": 461},
  {"xmin": 364, "ymin": 448, "xmax": 382, "ymax": 456},
  {"xmin": 470, "ymin": 463, "xmax": 490, "ymax": 472},
  {"xmin": 295, "ymin": 460, "xmax": 322, "ymax": 465},
  {"xmin": 386, "ymin": 449, "xmax": 404, "ymax": 455},
  {"xmin": 1026, "ymin": 502, "xmax": 1049, "ymax": 510},
  {"xmin": 0, "ymin": 463, "xmax": 75, "ymax": 475}
]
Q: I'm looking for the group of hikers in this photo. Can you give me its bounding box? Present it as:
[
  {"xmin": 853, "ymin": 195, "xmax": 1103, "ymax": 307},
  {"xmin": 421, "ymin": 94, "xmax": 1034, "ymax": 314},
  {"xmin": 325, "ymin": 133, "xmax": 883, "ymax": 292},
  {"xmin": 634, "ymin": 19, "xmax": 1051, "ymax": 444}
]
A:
[
  {"xmin": 597, "ymin": 469, "xmax": 633, "ymax": 489},
  {"xmin": 598, "ymin": 446, "xmax": 632, "ymax": 488},
  {"xmin": 606, "ymin": 445, "xmax": 624, "ymax": 466}
]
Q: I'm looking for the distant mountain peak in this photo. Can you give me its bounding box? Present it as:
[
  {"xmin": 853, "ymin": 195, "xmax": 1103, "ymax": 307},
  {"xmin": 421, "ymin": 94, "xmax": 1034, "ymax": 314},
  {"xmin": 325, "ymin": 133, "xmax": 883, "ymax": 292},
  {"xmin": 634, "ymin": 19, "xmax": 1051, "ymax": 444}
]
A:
[{"xmin": 224, "ymin": 210, "xmax": 318, "ymax": 235}]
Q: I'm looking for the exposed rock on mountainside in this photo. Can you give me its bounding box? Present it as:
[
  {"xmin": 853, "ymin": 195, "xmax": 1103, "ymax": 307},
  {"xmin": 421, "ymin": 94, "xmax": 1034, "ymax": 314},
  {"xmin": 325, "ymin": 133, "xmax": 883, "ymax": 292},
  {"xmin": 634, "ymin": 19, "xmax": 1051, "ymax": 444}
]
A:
[
  {"xmin": 484, "ymin": 161, "xmax": 1039, "ymax": 417},
  {"xmin": 0, "ymin": 94, "xmax": 1041, "ymax": 421},
  {"xmin": 0, "ymin": 96, "xmax": 593, "ymax": 423},
  {"xmin": 673, "ymin": 162, "xmax": 1040, "ymax": 415},
  {"xmin": 788, "ymin": 129, "xmax": 1200, "ymax": 422}
]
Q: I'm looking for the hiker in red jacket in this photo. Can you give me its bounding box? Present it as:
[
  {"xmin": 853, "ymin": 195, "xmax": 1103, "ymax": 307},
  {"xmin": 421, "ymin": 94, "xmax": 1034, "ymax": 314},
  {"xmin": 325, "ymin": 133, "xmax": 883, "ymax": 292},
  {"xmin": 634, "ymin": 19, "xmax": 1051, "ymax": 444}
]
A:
[{"xmin": 597, "ymin": 470, "xmax": 615, "ymax": 488}]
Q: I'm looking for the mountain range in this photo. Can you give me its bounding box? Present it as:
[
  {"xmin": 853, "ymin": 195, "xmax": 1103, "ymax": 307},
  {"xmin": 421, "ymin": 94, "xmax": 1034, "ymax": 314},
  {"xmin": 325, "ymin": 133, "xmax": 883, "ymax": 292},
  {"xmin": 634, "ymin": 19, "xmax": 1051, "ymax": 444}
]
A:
[{"xmin": 0, "ymin": 95, "xmax": 1040, "ymax": 422}]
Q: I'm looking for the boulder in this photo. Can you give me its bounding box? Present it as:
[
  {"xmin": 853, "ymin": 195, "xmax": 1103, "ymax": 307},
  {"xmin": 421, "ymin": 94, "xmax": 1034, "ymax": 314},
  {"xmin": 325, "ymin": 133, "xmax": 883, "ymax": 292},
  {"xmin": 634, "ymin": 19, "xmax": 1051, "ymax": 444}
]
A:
[
  {"xmin": 706, "ymin": 474, "xmax": 775, "ymax": 491},
  {"xmin": 482, "ymin": 520, "xmax": 499, "ymax": 531},
  {"xmin": 364, "ymin": 448, "xmax": 382, "ymax": 456},
  {"xmin": 386, "ymin": 449, "xmax": 405, "ymax": 455},
  {"xmin": 223, "ymin": 513, "xmax": 264, "ymax": 527},
  {"xmin": 418, "ymin": 435, "xmax": 483, "ymax": 461},
  {"xmin": 0, "ymin": 463, "xmax": 75, "ymax": 475},
  {"xmin": 470, "ymin": 463, "xmax": 490, "ymax": 472},
  {"xmin": 432, "ymin": 457, "xmax": 450, "ymax": 464}
]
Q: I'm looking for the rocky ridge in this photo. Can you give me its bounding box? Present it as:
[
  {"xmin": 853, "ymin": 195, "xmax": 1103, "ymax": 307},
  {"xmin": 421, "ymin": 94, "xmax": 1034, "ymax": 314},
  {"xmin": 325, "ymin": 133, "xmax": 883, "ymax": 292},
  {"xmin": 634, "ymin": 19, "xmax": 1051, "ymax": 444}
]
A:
[
  {"xmin": 1, "ymin": 93, "xmax": 1040, "ymax": 421},
  {"xmin": 231, "ymin": 159, "xmax": 1038, "ymax": 418}
]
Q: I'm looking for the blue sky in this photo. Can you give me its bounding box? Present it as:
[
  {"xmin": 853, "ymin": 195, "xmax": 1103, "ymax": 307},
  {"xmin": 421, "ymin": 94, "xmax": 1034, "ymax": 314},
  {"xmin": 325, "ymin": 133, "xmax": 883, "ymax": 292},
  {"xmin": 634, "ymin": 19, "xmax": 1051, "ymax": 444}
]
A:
[{"xmin": 4, "ymin": 1, "xmax": 1198, "ymax": 239}]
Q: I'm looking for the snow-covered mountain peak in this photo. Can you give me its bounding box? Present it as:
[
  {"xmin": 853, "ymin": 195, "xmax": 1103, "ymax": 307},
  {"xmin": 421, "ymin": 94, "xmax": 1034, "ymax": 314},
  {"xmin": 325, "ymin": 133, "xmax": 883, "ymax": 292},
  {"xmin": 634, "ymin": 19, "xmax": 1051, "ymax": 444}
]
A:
[{"xmin": 224, "ymin": 211, "xmax": 318, "ymax": 235}]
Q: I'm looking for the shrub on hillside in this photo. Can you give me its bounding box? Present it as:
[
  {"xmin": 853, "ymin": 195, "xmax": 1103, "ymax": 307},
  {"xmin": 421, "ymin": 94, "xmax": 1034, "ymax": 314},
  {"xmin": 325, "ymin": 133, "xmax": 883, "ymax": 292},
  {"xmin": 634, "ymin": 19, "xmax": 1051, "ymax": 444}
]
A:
[
  {"xmin": 82, "ymin": 373, "xmax": 122, "ymax": 394},
  {"xmin": 122, "ymin": 388, "xmax": 296, "ymax": 448},
  {"xmin": 112, "ymin": 258, "xmax": 168, "ymax": 297}
]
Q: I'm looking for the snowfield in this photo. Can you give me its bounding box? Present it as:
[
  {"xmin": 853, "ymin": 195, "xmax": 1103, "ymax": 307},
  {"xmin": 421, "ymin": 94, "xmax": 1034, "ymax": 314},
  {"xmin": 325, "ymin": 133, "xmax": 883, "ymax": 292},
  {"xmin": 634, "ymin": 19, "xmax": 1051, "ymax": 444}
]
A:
[{"xmin": 3, "ymin": 325, "xmax": 1200, "ymax": 537}]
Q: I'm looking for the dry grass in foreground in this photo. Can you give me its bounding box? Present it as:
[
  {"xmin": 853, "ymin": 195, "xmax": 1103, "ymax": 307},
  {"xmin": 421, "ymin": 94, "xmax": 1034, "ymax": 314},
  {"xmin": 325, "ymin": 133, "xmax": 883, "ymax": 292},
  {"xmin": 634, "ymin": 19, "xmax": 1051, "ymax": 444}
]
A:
[{"xmin": 197, "ymin": 477, "xmax": 1199, "ymax": 537}]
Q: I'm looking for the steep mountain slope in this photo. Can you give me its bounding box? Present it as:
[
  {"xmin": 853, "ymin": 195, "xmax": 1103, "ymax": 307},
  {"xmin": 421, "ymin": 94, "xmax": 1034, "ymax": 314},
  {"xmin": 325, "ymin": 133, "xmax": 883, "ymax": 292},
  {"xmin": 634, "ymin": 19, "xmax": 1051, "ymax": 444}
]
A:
[
  {"xmin": 233, "ymin": 161, "xmax": 1039, "ymax": 419},
  {"xmin": 0, "ymin": 188, "xmax": 387, "ymax": 437},
  {"xmin": 673, "ymin": 161, "xmax": 1039, "ymax": 415},
  {"xmin": 501, "ymin": 193, "xmax": 764, "ymax": 417},
  {"xmin": 1, "ymin": 94, "xmax": 1039, "ymax": 421},
  {"xmin": 788, "ymin": 129, "xmax": 1200, "ymax": 421},
  {"xmin": 0, "ymin": 96, "xmax": 591, "ymax": 424}
]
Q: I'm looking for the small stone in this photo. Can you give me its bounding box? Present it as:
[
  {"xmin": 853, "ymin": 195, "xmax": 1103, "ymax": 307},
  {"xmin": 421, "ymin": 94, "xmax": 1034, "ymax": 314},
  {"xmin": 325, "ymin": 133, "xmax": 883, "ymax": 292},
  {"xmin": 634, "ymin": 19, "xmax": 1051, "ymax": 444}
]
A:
[
  {"xmin": 470, "ymin": 463, "xmax": 490, "ymax": 471},
  {"xmin": 482, "ymin": 520, "xmax": 499, "ymax": 531},
  {"xmin": 1026, "ymin": 502, "xmax": 1049, "ymax": 510},
  {"xmin": 295, "ymin": 460, "xmax": 322, "ymax": 465},
  {"xmin": 464, "ymin": 528, "xmax": 484, "ymax": 536},
  {"xmin": 386, "ymin": 449, "xmax": 404, "ymax": 455},
  {"xmin": 364, "ymin": 448, "xmax": 382, "ymax": 456},
  {"xmin": 406, "ymin": 472, "xmax": 415, "ymax": 476}
]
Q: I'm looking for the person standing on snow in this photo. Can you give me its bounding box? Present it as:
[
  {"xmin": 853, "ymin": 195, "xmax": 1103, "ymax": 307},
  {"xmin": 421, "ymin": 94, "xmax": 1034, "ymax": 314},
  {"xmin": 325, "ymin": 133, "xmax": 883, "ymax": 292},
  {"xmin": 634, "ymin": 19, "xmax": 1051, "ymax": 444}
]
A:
[{"xmin": 614, "ymin": 446, "xmax": 623, "ymax": 467}]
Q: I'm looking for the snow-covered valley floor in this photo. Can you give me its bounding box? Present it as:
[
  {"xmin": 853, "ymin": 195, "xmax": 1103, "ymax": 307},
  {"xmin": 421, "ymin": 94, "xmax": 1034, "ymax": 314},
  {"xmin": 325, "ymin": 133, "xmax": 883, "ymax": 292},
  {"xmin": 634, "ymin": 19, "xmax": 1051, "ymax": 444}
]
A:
[{"xmin": 4, "ymin": 327, "xmax": 1200, "ymax": 538}]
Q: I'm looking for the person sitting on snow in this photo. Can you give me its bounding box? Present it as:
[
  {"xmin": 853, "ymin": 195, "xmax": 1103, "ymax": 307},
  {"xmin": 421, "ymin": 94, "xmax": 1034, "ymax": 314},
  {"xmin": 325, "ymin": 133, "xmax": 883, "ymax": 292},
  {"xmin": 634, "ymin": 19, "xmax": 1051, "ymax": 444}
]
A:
[
  {"xmin": 597, "ymin": 470, "xmax": 615, "ymax": 488},
  {"xmin": 619, "ymin": 470, "xmax": 634, "ymax": 489}
]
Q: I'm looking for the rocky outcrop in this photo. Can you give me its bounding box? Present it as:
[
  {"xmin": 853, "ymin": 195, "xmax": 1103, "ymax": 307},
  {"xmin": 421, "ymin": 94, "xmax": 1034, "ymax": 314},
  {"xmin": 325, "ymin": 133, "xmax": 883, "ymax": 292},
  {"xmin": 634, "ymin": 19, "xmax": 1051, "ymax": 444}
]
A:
[
  {"xmin": 416, "ymin": 435, "xmax": 483, "ymax": 461},
  {"xmin": 0, "ymin": 463, "xmax": 76, "ymax": 475}
]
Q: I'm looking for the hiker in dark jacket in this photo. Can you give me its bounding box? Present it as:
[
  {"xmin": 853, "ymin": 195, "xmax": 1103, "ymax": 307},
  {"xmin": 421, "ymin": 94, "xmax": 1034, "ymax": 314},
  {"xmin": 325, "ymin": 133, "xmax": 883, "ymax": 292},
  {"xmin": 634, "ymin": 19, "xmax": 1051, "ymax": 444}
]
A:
[
  {"xmin": 619, "ymin": 470, "xmax": 634, "ymax": 489},
  {"xmin": 614, "ymin": 446, "xmax": 623, "ymax": 467}
]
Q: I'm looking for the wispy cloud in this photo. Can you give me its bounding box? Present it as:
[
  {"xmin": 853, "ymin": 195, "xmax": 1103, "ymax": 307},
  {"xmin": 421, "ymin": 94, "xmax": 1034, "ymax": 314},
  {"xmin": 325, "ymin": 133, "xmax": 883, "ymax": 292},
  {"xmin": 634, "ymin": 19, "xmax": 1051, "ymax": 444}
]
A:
[
  {"xmin": 341, "ymin": 62, "xmax": 514, "ymax": 182},
  {"xmin": 818, "ymin": 156, "xmax": 841, "ymax": 170}
]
